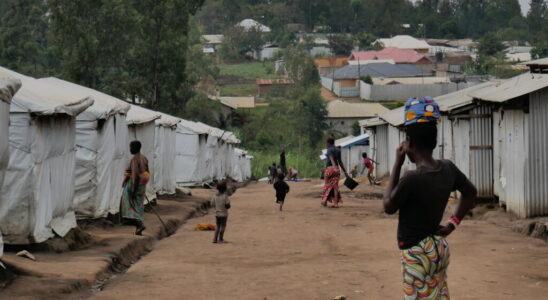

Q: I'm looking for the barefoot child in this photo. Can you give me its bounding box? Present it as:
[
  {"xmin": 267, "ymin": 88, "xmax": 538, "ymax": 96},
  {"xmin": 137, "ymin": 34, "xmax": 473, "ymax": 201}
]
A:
[
  {"xmin": 273, "ymin": 173, "xmax": 290, "ymax": 211},
  {"xmin": 361, "ymin": 152, "xmax": 378, "ymax": 185},
  {"xmin": 211, "ymin": 181, "xmax": 230, "ymax": 243},
  {"xmin": 384, "ymin": 97, "xmax": 477, "ymax": 299}
]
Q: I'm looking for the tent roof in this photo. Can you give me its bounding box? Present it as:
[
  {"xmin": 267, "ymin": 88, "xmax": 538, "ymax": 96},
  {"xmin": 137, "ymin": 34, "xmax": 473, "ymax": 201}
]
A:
[
  {"xmin": 155, "ymin": 112, "xmax": 181, "ymax": 127},
  {"xmin": 0, "ymin": 67, "xmax": 93, "ymax": 116},
  {"xmin": 126, "ymin": 104, "xmax": 161, "ymax": 125},
  {"xmin": 327, "ymin": 100, "xmax": 389, "ymax": 118},
  {"xmin": 39, "ymin": 77, "xmax": 130, "ymax": 120},
  {"xmin": 469, "ymin": 73, "xmax": 548, "ymax": 103},
  {"xmin": 0, "ymin": 78, "xmax": 21, "ymax": 104}
]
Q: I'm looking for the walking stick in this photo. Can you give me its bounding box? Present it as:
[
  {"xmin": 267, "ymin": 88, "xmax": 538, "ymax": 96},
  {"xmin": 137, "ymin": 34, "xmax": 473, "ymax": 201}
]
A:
[{"xmin": 144, "ymin": 194, "xmax": 170, "ymax": 234}]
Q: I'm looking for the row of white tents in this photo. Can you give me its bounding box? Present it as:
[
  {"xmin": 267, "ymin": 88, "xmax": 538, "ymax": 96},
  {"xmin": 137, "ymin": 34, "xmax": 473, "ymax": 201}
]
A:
[
  {"xmin": 361, "ymin": 60, "xmax": 548, "ymax": 218},
  {"xmin": 0, "ymin": 67, "xmax": 252, "ymax": 251}
]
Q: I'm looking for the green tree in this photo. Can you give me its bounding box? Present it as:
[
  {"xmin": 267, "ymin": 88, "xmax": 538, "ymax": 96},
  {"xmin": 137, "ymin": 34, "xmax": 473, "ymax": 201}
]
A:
[
  {"xmin": 477, "ymin": 33, "xmax": 505, "ymax": 57},
  {"xmin": 0, "ymin": 0, "xmax": 55, "ymax": 77},
  {"xmin": 220, "ymin": 25, "xmax": 264, "ymax": 61},
  {"xmin": 531, "ymin": 43, "xmax": 548, "ymax": 59},
  {"xmin": 183, "ymin": 93, "xmax": 224, "ymax": 127},
  {"xmin": 283, "ymin": 44, "xmax": 319, "ymax": 88},
  {"xmin": 351, "ymin": 121, "xmax": 361, "ymax": 136},
  {"xmin": 354, "ymin": 33, "xmax": 377, "ymax": 50},
  {"xmin": 297, "ymin": 88, "xmax": 328, "ymax": 147},
  {"xmin": 328, "ymin": 34, "xmax": 354, "ymax": 56}
]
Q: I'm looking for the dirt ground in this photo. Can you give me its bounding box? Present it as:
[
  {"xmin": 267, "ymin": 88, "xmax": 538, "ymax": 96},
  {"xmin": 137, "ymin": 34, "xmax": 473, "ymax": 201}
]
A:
[{"xmin": 90, "ymin": 179, "xmax": 548, "ymax": 300}]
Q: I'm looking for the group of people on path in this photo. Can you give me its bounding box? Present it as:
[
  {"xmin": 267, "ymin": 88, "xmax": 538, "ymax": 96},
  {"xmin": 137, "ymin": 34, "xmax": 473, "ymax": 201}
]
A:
[
  {"xmin": 321, "ymin": 96, "xmax": 477, "ymax": 299},
  {"xmin": 122, "ymin": 97, "xmax": 477, "ymax": 299}
]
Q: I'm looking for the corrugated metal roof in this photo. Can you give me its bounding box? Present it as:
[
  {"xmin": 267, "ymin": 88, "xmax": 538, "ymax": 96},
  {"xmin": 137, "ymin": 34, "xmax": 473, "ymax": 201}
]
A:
[
  {"xmin": 349, "ymin": 47, "xmax": 429, "ymax": 64},
  {"xmin": 256, "ymin": 78, "xmax": 293, "ymax": 85},
  {"xmin": 328, "ymin": 63, "xmax": 429, "ymax": 79},
  {"xmin": 39, "ymin": 77, "xmax": 131, "ymax": 121},
  {"xmin": 327, "ymin": 100, "xmax": 389, "ymax": 118},
  {"xmin": 0, "ymin": 78, "xmax": 21, "ymax": 104},
  {"xmin": 0, "ymin": 67, "xmax": 94, "ymax": 116},
  {"xmin": 374, "ymin": 35, "xmax": 431, "ymax": 50},
  {"xmin": 436, "ymin": 80, "xmax": 501, "ymax": 112},
  {"xmin": 211, "ymin": 96, "xmax": 255, "ymax": 109},
  {"xmin": 313, "ymin": 57, "xmax": 348, "ymax": 68},
  {"xmin": 470, "ymin": 73, "xmax": 548, "ymax": 103},
  {"xmin": 202, "ymin": 34, "xmax": 223, "ymax": 44},
  {"xmin": 320, "ymin": 133, "xmax": 370, "ymax": 159},
  {"xmin": 523, "ymin": 57, "xmax": 548, "ymax": 66},
  {"xmin": 360, "ymin": 117, "xmax": 387, "ymax": 127},
  {"xmin": 373, "ymin": 77, "xmax": 450, "ymax": 85}
]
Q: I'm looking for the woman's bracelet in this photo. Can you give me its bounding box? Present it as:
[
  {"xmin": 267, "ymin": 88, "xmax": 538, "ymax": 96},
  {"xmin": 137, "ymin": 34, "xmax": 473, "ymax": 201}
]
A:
[{"xmin": 447, "ymin": 216, "xmax": 461, "ymax": 228}]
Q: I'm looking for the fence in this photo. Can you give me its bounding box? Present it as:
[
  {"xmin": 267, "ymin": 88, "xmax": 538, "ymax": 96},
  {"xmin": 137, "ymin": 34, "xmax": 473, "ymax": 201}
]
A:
[{"xmin": 360, "ymin": 81, "xmax": 478, "ymax": 101}]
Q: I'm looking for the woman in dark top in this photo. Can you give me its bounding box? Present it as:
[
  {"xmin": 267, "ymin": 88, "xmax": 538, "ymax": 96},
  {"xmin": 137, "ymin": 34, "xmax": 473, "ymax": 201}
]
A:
[{"xmin": 384, "ymin": 97, "xmax": 477, "ymax": 299}]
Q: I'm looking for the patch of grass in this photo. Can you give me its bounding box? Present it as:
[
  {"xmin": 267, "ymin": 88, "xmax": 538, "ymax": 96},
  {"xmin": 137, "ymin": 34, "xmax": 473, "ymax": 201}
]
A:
[
  {"xmin": 218, "ymin": 62, "xmax": 278, "ymax": 81},
  {"xmin": 221, "ymin": 84, "xmax": 257, "ymax": 96}
]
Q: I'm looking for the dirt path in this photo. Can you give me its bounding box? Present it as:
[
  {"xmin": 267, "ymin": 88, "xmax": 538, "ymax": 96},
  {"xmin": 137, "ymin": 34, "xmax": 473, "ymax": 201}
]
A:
[{"xmin": 92, "ymin": 180, "xmax": 548, "ymax": 300}]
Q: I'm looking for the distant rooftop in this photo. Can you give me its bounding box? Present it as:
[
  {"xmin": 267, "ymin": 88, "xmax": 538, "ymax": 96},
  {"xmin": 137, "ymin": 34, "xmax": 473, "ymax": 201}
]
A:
[
  {"xmin": 327, "ymin": 100, "xmax": 389, "ymax": 119},
  {"xmin": 327, "ymin": 63, "xmax": 429, "ymax": 80},
  {"xmin": 373, "ymin": 35, "xmax": 431, "ymax": 50}
]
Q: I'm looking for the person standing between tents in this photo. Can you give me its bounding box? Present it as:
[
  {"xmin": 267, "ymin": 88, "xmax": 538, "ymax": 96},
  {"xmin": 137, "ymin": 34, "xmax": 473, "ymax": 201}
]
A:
[
  {"xmin": 321, "ymin": 138, "xmax": 349, "ymax": 208},
  {"xmin": 361, "ymin": 152, "xmax": 378, "ymax": 185},
  {"xmin": 384, "ymin": 97, "xmax": 477, "ymax": 299},
  {"xmin": 280, "ymin": 148, "xmax": 287, "ymax": 176},
  {"xmin": 121, "ymin": 140, "xmax": 150, "ymax": 235}
]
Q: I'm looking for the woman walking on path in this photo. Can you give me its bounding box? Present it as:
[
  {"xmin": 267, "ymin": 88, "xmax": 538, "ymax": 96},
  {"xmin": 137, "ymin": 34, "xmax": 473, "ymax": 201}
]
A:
[
  {"xmin": 384, "ymin": 97, "xmax": 477, "ymax": 299},
  {"xmin": 121, "ymin": 140, "xmax": 150, "ymax": 235},
  {"xmin": 321, "ymin": 138, "xmax": 349, "ymax": 208}
]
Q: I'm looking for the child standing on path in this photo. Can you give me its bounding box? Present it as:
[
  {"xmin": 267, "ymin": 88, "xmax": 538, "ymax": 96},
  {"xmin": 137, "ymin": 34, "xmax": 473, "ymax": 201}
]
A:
[
  {"xmin": 211, "ymin": 181, "xmax": 231, "ymax": 243},
  {"xmin": 273, "ymin": 173, "xmax": 290, "ymax": 211},
  {"xmin": 384, "ymin": 97, "xmax": 477, "ymax": 299}
]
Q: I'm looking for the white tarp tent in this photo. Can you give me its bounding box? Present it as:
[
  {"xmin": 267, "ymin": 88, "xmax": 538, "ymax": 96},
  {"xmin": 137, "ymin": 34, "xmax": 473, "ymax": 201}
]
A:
[
  {"xmin": 0, "ymin": 78, "xmax": 22, "ymax": 256},
  {"xmin": 0, "ymin": 67, "xmax": 93, "ymax": 244},
  {"xmin": 39, "ymin": 78, "xmax": 131, "ymax": 218},
  {"xmin": 175, "ymin": 120, "xmax": 208, "ymax": 185},
  {"xmin": 126, "ymin": 105, "xmax": 161, "ymax": 202},
  {"xmin": 154, "ymin": 113, "xmax": 180, "ymax": 195},
  {"xmin": 232, "ymin": 148, "xmax": 252, "ymax": 182}
]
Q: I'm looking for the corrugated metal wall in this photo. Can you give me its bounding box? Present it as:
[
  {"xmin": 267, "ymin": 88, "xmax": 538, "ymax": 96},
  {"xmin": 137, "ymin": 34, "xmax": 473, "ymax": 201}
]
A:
[
  {"xmin": 526, "ymin": 88, "xmax": 548, "ymax": 217},
  {"xmin": 469, "ymin": 106, "xmax": 494, "ymax": 198},
  {"xmin": 494, "ymin": 108, "xmax": 528, "ymax": 217},
  {"xmin": 451, "ymin": 118, "xmax": 470, "ymax": 178},
  {"xmin": 369, "ymin": 82, "xmax": 478, "ymax": 101},
  {"xmin": 374, "ymin": 125, "xmax": 389, "ymax": 178}
]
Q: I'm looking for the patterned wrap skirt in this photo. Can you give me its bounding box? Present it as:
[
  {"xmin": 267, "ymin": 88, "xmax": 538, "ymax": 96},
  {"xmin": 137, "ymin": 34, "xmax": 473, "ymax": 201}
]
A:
[
  {"xmin": 401, "ymin": 235, "xmax": 450, "ymax": 300},
  {"xmin": 321, "ymin": 167, "xmax": 341, "ymax": 204},
  {"xmin": 121, "ymin": 171, "xmax": 150, "ymax": 222}
]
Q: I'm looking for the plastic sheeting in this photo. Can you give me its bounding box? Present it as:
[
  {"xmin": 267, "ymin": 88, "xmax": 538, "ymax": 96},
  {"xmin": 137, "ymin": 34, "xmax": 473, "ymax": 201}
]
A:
[
  {"xmin": 0, "ymin": 70, "xmax": 92, "ymax": 244},
  {"xmin": 154, "ymin": 125, "xmax": 177, "ymax": 194},
  {"xmin": 0, "ymin": 78, "xmax": 21, "ymax": 193},
  {"xmin": 175, "ymin": 124, "xmax": 203, "ymax": 185},
  {"xmin": 39, "ymin": 78, "xmax": 131, "ymax": 218}
]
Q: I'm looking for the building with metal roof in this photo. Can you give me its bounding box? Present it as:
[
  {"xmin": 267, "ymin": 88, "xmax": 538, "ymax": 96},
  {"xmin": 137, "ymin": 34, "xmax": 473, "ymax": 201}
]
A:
[
  {"xmin": 373, "ymin": 35, "xmax": 431, "ymax": 53},
  {"xmin": 327, "ymin": 63, "xmax": 430, "ymax": 80},
  {"xmin": 327, "ymin": 100, "xmax": 389, "ymax": 135}
]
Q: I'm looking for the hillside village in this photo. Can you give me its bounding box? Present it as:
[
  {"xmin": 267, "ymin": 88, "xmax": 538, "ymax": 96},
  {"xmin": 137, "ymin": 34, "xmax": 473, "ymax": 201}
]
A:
[{"xmin": 0, "ymin": 1, "xmax": 548, "ymax": 299}]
